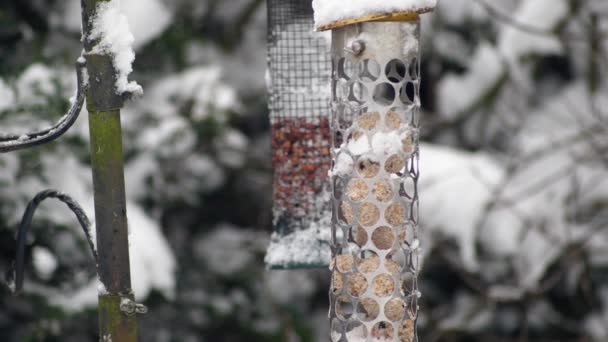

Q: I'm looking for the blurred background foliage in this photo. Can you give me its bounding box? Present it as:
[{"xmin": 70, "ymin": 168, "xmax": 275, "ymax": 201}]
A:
[{"xmin": 0, "ymin": 0, "xmax": 607, "ymax": 341}]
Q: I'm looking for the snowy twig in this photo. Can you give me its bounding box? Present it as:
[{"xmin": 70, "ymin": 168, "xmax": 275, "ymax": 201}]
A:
[{"xmin": 471, "ymin": 0, "xmax": 603, "ymax": 41}]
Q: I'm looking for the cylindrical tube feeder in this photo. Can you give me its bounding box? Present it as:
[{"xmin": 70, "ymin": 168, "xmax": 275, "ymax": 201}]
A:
[{"xmin": 313, "ymin": 1, "xmax": 436, "ymax": 341}]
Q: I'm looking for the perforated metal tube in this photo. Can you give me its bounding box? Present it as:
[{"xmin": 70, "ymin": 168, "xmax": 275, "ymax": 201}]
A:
[{"xmin": 329, "ymin": 20, "xmax": 422, "ymax": 342}]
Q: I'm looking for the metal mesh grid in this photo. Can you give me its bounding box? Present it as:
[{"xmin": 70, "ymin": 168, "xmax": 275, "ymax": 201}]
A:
[
  {"xmin": 328, "ymin": 21, "xmax": 422, "ymax": 342},
  {"xmin": 266, "ymin": 0, "xmax": 333, "ymax": 269}
]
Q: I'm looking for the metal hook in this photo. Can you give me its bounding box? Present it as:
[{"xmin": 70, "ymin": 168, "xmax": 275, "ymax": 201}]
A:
[{"xmin": 9, "ymin": 189, "xmax": 97, "ymax": 295}]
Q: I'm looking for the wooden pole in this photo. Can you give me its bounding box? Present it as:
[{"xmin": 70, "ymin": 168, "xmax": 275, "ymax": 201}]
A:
[{"xmin": 80, "ymin": 0, "xmax": 138, "ymax": 340}]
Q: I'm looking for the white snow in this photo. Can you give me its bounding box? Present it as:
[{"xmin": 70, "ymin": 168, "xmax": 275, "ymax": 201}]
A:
[
  {"xmin": 143, "ymin": 66, "xmax": 238, "ymax": 123},
  {"xmin": 371, "ymin": 131, "xmax": 403, "ymax": 156},
  {"xmin": 331, "ymin": 153, "xmax": 354, "ymax": 177},
  {"xmin": 61, "ymin": 0, "xmax": 173, "ymax": 50},
  {"xmin": 438, "ymin": 43, "xmax": 505, "ymax": 120},
  {"xmin": 15, "ymin": 64, "xmax": 56, "ymax": 105},
  {"xmin": 127, "ymin": 205, "xmax": 177, "ymax": 301},
  {"xmin": 265, "ymin": 214, "xmax": 332, "ymax": 268},
  {"xmin": 89, "ymin": 0, "xmax": 143, "ymax": 96},
  {"xmin": 265, "ymin": 271, "xmax": 316, "ymax": 304},
  {"xmin": 313, "ymin": 0, "xmax": 437, "ymax": 28},
  {"xmin": 498, "ymin": 0, "xmax": 568, "ymax": 64},
  {"xmin": 32, "ymin": 247, "xmax": 59, "ymax": 280},
  {"xmin": 0, "ymin": 78, "xmax": 15, "ymax": 112},
  {"xmin": 418, "ymin": 143, "xmax": 515, "ymax": 271},
  {"xmin": 195, "ymin": 224, "xmax": 267, "ymax": 275},
  {"xmin": 97, "ymin": 278, "xmax": 108, "ymax": 295},
  {"xmin": 347, "ymin": 134, "xmax": 370, "ymax": 155},
  {"xmin": 214, "ymin": 129, "xmax": 249, "ymax": 168}
]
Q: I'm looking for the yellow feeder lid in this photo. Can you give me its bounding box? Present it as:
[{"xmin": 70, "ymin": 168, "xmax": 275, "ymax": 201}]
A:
[
  {"xmin": 317, "ymin": 8, "xmax": 433, "ymax": 31},
  {"xmin": 313, "ymin": 0, "xmax": 436, "ymax": 31}
]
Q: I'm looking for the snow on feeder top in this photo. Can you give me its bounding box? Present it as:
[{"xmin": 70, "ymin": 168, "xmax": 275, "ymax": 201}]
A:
[
  {"xmin": 315, "ymin": 1, "xmax": 435, "ymax": 341},
  {"xmin": 264, "ymin": 0, "xmax": 333, "ymax": 269},
  {"xmin": 313, "ymin": 0, "xmax": 436, "ymax": 31}
]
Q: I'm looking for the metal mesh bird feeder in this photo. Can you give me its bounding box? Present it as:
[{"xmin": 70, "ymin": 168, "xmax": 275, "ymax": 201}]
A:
[
  {"xmin": 265, "ymin": 0, "xmax": 333, "ymax": 269},
  {"xmin": 314, "ymin": 1, "xmax": 436, "ymax": 341}
]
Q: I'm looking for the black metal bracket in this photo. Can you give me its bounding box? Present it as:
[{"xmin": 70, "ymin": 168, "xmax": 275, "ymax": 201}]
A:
[
  {"xmin": 8, "ymin": 189, "xmax": 98, "ymax": 295},
  {"xmin": 0, "ymin": 59, "xmax": 88, "ymax": 153}
]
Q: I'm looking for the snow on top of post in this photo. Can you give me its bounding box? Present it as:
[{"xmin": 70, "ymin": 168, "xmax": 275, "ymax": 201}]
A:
[
  {"xmin": 89, "ymin": 0, "xmax": 143, "ymax": 96},
  {"xmin": 313, "ymin": 0, "xmax": 436, "ymax": 30}
]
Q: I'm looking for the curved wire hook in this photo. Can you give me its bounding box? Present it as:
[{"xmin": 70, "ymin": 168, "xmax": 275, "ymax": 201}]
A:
[
  {"xmin": 0, "ymin": 58, "xmax": 88, "ymax": 153},
  {"xmin": 10, "ymin": 189, "xmax": 97, "ymax": 295}
]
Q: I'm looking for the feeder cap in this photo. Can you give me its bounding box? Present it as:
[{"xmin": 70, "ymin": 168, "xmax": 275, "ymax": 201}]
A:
[{"xmin": 313, "ymin": 0, "xmax": 437, "ymax": 31}]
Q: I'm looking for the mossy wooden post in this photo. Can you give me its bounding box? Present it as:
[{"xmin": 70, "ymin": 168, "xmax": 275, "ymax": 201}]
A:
[{"xmin": 81, "ymin": 0, "xmax": 138, "ymax": 341}]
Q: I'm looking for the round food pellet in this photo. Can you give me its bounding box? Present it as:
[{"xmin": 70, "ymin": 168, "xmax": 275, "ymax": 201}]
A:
[
  {"xmin": 336, "ymin": 297, "xmax": 353, "ymax": 319},
  {"xmin": 353, "ymin": 226, "xmax": 368, "ymax": 247},
  {"xmin": 346, "ymin": 273, "xmax": 368, "ymax": 297},
  {"xmin": 340, "ymin": 201, "xmax": 354, "ymax": 224},
  {"xmin": 398, "ymin": 320, "xmax": 415, "ymax": 342},
  {"xmin": 331, "ymin": 271, "xmax": 343, "ymax": 294},
  {"xmin": 373, "ymin": 180, "xmax": 394, "ymax": 202},
  {"xmin": 385, "ymin": 154, "xmax": 405, "ymax": 174},
  {"xmin": 371, "ymin": 321, "xmax": 394, "ymax": 340},
  {"xmin": 372, "ymin": 274, "xmax": 395, "ymax": 297},
  {"xmin": 357, "ymin": 298, "xmax": 379, "ymax": 322},
  {"xmin": 385, "ymin": 258, "xmax": 402, "ymax": 274},
  {"xmin": 359, "ymin": 203, "xmax": 380, "ymax": 226},
  {"xmin": 402, "ymin": 133, "xmax": 414, "ymax": 154},
  {"xmin": 386, "ymin": 111, "xmax": 403, "ymax": 129},
  {"xmin": 351, "ymin": 130, "xmax": 365, "ymax": 141},
  {"xmin": 357, "ymin": 157, "xmax": 381, "ymax": 178},
  {"xmin": 386, "ymin": 203, "xmax": 406, "ymax": 226},
  {"xmin": 357, "ymin": 253, "xmax": 380, "ymax": 274},
  {"xmin": 385, "ymin": 298, "xmax": 406, "ymax": 321},
  {"xmin": 336, "ymin": 254, "xmax": 354, "ymax": 273},
  {"xmin": 372, "ymin": 226, "xmax": 396, "ymax": 250},
  {"xmin": 357, "ymin": 112, "xmax": 380, "ymax": 130},
  {"xmin": 347, "ymin": 178, "xmax": 368, "ymax": 202}
]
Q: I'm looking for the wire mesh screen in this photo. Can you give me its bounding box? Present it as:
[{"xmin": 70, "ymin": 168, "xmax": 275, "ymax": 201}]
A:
[{"xmin": 265, "ymin": 0, "xmax": 333, "ymax": 269}]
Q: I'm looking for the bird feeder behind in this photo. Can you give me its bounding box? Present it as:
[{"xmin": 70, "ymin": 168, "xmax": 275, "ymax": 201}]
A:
[
  {"xmin": 314, "ymin": 1, "xmax": 436, "ymax": 341},
  {"xmin": 265, "ymin": 0, "xmax": 333, "ymax": 269}
]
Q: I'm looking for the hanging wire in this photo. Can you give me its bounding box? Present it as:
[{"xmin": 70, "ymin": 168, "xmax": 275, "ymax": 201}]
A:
[
  {"xmin": 10, "ymin": 189, "xmax": 97, "ymax": 295},
  {"xmin": 0, "ymin": 58, "xmax": 88, "ymax": 153}
]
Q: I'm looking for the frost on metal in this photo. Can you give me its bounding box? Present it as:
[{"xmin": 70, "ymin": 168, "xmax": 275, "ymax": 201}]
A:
[
  {"xmin": 265, "ymin": 0, "xmax": 333, "ymax": 269},
  {"xmin": 89, "ymin": 0, "xmax": 143, "ymax": 96},
  {"xmin": 329, "ymin": 20, "xmax": 422, "ymax": 342}
]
